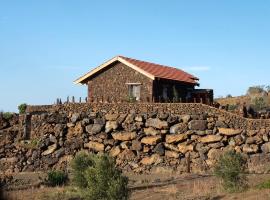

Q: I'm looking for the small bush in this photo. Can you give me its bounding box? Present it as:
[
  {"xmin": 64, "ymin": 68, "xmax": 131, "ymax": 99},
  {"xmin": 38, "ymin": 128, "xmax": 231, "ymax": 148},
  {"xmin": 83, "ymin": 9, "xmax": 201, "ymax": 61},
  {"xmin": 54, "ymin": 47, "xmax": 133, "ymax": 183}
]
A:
[
  {"xmin": 71, "ymin": 152, "xmax": 130, "ymax": 200},
  {"xmin": 18, "ymin": 103, "xmax": 27, "ymax": 114},
  {"xmin": 257, "ymin": 180, "xmax": 270, "ymax": 189},
  {"xmin": 2, "ymin": 112, "xmax": 13, "ymax": 120},
  {"xmin": 46, "ymin": 170, "xmax": 68, "ymax": 187},
  {"xmin": 214, "ymin": 151, "xmax": 248, "ymax": 192},
  {"xmin": 71, "ymin": 152, "xmax": 94, "ymax": 188}
]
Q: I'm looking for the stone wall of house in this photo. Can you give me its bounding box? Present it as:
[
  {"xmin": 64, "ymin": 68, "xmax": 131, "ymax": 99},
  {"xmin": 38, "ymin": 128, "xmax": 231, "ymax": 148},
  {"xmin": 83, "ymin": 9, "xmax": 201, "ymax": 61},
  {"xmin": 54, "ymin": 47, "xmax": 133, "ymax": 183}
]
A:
[
  {"xmin": 87, "ymin": 61, "xmax": 153, "ymax": 102},
  {"xmin": 1, "ymin": 103, "xmax": 270, "ymax": 175}
]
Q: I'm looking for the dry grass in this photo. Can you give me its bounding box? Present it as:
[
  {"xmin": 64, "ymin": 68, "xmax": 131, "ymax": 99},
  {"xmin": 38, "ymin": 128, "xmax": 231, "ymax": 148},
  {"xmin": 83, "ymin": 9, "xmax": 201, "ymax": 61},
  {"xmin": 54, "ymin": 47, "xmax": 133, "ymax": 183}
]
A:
[{"xmin": 4, "ymin": 173, "xmax": 270, "ymax": 200}]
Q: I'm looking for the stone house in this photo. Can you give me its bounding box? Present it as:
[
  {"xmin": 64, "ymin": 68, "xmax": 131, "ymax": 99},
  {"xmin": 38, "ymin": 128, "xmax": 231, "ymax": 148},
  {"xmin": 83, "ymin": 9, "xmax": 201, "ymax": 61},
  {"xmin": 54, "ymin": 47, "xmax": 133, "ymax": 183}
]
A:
[{"xmin": 74, "ymin": 55, "xmax": 213, "ymax": 103}]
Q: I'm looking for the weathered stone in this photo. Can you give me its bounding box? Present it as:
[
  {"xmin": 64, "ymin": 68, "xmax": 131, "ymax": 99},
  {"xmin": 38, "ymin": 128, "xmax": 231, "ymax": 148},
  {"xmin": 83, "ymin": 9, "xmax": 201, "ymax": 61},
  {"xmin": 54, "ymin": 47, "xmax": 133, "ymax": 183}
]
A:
[
  {"xmin": 49, "ymin": 134, "xmax": 57, "ymax": 144},
  {"xmin": 165, "ymin": 134, "xmax": 187, "ymax": 144},
  {"xmin": 246, "ymin": 137, "xmax": 255, "ymax": 144},
  {"xmin": 141, "ymin": 135, "xmax": 162, "ymax": 145},
  {"xmin": 118, "ymin": 149, "xmax": 135, "ymax": 161},
  {"xmin": 169, "ymin": 123, "xmax": 188, "ymax": 134},
  {"xmin": 247, "ymin": 130, "xmax": 257, "ymax": 137},
  {"xmin": 105, "ymin": 113, "xmax": 119, "ymax": 121},
  {"xmin": 178, "ymin": 143, "xmax": 194, "ymax": 154},
  {"xmin": 218, "ymin": 128, "xmax": 242, "ymax": 136},
  {"xmin": 86, "ymin": 124, "xmax": 103, "ymax": 135},
  {"xmin": 67, "ymin": 122, "xmax": 75, "ymax": 128},
  {"xmin": 188, "ymin": 120, "xmax": 207, "ymax": 131},
  {"xmin": 165, "ymin": 150, "xmax": 179, "ymax": 159},
  {"xmin": 261, "ymin": 142, "xmax": 270, "ymax": 153},
  {"xmin": 112, "ymin": 132, "xmax": 137, "ymax": 141},
  {"xmin": 164, "ymin": 143, "xmax": 179, "ymax": 152},
  {"xmin": 153, "ymin": 143, "xmax": 165, "ymax": 156},
  {"xmin": 158, "ymin": 112, "xmax": 169, "ymax": 120},
  {"xmin": 84, "ymin": 141, "xmax": 104, "ymax": 152},
  {"xmin": 144, "ymin": 127, "xmax": 159, "ymax": 136},
  {"xmin": 242, "ymin": 144, "xmax": 259, "ymax": 154},
  {"xmin": 54, "ymin": 148, "xmax": 65, "ymax": 158},
  {"xmin": 135, "ymin": 115, "xmax": 143, "ymax": 122},
  {"xmin": 71, "ymin": 113, "xmax": 80, "ymax": 123},
  {"xmin": 42, "ymin": 144, "xmax": 57, "ymax": 156},
  {"xmin": 199, "ymin": 135, "xmax": 223, "ymax": 143},
  {"xmin": 131, "ymin": 140, "xmax": 142, "ymax": 151},
  {"xmin": 140, "ymin": 154, "xmax": 162, "ymax": 165},
  {"xmin": 120, "ymin": 141, "xmax": 130, "ymax": 149},
  {"xmin": 180, "ymin": 115, "xmax": 191, "ymax": 123},
  {"xmin": 105, "ymin": 121, "xmax": 118, "ymax": 133},
  {"xmin": 146, "ymin": 118, "xmax": 168, "ymax": 129},
  {"xmin": 195, "ymin": 131, "xmax": 207, "ymax": 136},
  {"xmin": 207, "ymin": 148, "xmax": 222, "ymax": 160},
  {"xmin": 215, "ymin": 121, "xmax": 228, "ymax": 128},
  {"xmin": 110, "ymin": 146, "xmax": 121, "ymax": 157}
]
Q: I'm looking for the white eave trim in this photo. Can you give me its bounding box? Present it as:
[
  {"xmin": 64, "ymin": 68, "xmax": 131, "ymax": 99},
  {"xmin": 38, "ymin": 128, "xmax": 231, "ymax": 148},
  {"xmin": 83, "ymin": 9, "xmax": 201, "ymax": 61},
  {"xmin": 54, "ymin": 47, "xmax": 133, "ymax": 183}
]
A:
[{"xmin": 74, "ymin": 56, "xmax": 155, "ymax": 84}]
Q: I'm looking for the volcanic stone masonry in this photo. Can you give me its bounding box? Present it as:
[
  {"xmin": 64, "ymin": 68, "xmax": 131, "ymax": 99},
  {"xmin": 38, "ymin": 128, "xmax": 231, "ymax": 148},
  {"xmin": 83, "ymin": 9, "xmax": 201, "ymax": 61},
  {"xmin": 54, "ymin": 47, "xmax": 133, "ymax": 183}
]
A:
[{"xmin": 1, "ymin": 103, "xmax": 270, "ymax": 174}]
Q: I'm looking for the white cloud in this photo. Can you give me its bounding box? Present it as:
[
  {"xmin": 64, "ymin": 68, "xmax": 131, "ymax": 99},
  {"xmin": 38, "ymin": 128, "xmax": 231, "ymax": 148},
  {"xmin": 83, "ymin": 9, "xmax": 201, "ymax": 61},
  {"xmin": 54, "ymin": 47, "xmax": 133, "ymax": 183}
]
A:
[{"xmin": 183, "ymin": 66, "xmax": 211, "ymax": 72}]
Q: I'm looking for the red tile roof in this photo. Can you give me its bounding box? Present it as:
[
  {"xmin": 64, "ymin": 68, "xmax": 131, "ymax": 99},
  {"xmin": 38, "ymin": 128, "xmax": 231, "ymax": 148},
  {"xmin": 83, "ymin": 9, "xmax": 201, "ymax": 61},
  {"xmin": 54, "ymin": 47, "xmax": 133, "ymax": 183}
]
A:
[{"xmin": 119, "ymin": 56, "xmax": 199, "ymax": 84}]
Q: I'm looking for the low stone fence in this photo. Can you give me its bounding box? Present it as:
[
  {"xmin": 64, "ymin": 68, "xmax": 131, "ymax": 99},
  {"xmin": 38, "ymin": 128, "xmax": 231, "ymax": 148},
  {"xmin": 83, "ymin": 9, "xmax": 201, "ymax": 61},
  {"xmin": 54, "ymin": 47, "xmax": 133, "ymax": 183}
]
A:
[{"xmin": 0, "ymin": 103, "xmax": 270, "ymax": 175}]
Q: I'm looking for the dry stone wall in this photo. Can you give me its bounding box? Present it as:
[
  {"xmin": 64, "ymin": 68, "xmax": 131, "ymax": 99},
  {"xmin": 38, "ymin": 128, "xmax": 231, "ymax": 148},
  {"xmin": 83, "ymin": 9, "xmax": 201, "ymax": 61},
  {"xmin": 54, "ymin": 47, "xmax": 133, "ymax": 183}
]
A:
[{"xmin": 1, "ymin": 103, "xmax": 270, "ymax": 175}]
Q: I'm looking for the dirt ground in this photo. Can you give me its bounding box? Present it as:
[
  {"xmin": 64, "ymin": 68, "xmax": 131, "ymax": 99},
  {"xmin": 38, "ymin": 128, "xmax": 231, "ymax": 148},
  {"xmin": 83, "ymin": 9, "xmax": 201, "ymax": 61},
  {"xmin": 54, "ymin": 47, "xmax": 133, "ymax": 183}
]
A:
[{"xmin": 3, "ymin": 172, "xmax": 270, "ymax": 200}]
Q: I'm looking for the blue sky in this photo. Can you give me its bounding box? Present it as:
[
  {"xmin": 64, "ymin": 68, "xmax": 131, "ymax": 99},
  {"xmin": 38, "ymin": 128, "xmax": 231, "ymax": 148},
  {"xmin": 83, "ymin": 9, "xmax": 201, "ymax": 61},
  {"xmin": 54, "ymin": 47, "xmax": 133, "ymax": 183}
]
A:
[{"xmin": 1, "ymin": 0, "xmax": 270, "ymax": 112}]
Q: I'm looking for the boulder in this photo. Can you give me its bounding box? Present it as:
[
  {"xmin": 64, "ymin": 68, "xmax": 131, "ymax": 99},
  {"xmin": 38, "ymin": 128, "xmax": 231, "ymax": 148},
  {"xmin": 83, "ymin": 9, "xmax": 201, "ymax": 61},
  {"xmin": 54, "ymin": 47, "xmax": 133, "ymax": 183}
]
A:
[
  {"xmin": 218, "ymin": 128, "xmax": 242, "ymax": 136},
  {"xmin": 199, "ymin": 135, "xmax": 223, "ymax": 143},
  {"xmin": 42, "ymin": 144, "xmax": 57, "ymax": 156},
  {"xmin": 84, "ymin": 141, "xmax": 104, "ymax": 152},
  {"xmin": 164, "ymin": 143, "xmax": 178, "ymax": 152},
  {"xmin": 207, "ymin": 148, "xmax": 222, "ymax": 160},
  {"xmin": 141, "ymin": 135, "xmax": 162, "ymax": 145},
  {"xmin": 180, "ymin": 115, "xmax": 191, "ymax": 123},
  {"xmin": 178, "ymin": 143, "xmax": 194, "ymax": 154},
  {"xmin": 105, "ymin": 114, "xmax": 119, "ymax": 121},
  {"xmin": 144, "ymin": 127, "xmax": 159, "ymax": 136},
  {"xmin": 215, "ymin": 121, "xmax": 228, "ymax": 128},
  {"xmin": 165, "ymin": 150, "xmax": 179, "ymax": 159},
  {"xmin": 86, "ymin": 124, "xmax": 103, "ymax": 135},
  {"xmin": 165, "ymin": 134, "xmax": 187, "ymax": 144},
  {"xmin": 169, "ymin": 123, "xmax": 188, "ymax": 134},
  {"xmin": 242, "ymin": 144, "xmax": 259, "ymax": 154},
  {"xmin": 112, "ymin": 132, "xmax": 137, "ymax": 141},
  {"xmin": 153, "ymin": 143, "xmax": 165, "ymax": 156},
  {"xmin": 261, "ymin": 142, "xmax": 270, "ymax": 153},
  {"xmin": 140, "ymin": 154, "xmax": 162, "ymax": 165},
  {"xmin": 131, "ymin": 140, "xmax": 142, "ymax": 151},
  {"xmin": 188, "ymin": 120, "xmax": 207, "ymax": 131},
  {"xmin": 71, "ymin": 113, "xmax": 80, "ymax": 123},
  {"xmin": 54, "ymin": 148, "xmax": 65, "ymax": 158},
  {"xmin": 105, "ymin": 121, "xmax": 118, "ymax": 133},
  {"xmin": 110, "ymin": 146, "xmax": 121, "ymax": 157},
  {"xmin": 145, "ymin": 118, "xmax": 168, "ymax": 129},
  {"xmin": 118, "ymin": 149, "xmax": 136, "ymax": 161},
  {"xmin": 135, "ymin": 115, "xmax": 144, "ymax": 122}
]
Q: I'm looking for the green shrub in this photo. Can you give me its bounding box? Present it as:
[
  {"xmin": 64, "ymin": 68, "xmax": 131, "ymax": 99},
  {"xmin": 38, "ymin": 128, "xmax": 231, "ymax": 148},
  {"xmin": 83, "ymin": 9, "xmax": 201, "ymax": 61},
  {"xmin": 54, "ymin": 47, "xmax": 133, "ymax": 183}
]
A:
[
  {"xmin": 214, "ymin": 151, "xmax": 248, "ymax": 192},
  {"xmin": 257, "ymin": 180, "xmax": 270, "ymax": 189},
  {"xmin": 46, "ymin": 170, "xmax": 68, "ymax": 187},
  {"xmin": 71, "ymin": 152, "xmax": 130, "ymax": 200},
  {"xmin": 2, "ymin": 112, "xmax": 13, "ymax": 120},
  {"xmin": 18, "ymin": 103, "xmax": 27, "ymax": 114},
  {"xmin": 71, "ymin": 152, "xmax": 94, "ymax": 188}
]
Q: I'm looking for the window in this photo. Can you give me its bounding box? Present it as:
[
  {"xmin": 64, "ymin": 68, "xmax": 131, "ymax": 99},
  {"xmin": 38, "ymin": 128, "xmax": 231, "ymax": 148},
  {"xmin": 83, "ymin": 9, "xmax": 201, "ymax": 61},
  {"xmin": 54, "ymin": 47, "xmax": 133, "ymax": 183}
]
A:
[{"xmin": 127, "ymin": 83, "xmax": 141, "ymax": 101}]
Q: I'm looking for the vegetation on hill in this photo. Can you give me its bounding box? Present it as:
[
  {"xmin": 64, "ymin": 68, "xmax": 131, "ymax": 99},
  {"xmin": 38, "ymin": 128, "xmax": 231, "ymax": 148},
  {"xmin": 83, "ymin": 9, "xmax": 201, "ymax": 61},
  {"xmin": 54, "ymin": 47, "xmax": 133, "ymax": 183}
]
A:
[{"xmin": 216, "ymin": 85, "xmax": 270, "ymax": 114}]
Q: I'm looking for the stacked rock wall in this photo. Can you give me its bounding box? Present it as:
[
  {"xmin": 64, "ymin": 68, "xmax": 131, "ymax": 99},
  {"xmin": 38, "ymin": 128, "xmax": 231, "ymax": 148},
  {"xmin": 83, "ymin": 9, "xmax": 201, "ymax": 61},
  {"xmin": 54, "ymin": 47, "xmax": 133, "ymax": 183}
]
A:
[{"xmin": 1, "ymin": 103, "xmax": 270, "ymax": 174}]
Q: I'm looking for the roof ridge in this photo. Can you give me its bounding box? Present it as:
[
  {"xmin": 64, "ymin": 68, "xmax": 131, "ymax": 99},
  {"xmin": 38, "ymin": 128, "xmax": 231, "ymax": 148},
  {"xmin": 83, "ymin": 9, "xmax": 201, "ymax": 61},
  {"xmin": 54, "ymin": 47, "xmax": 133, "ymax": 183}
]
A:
[{"xmin": 119, "ymin": 55, "xmax": 198, "ymax": 80}]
